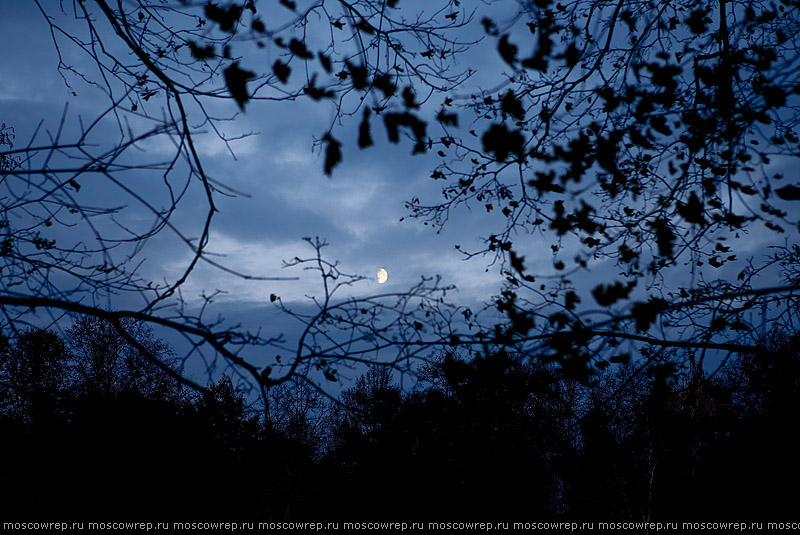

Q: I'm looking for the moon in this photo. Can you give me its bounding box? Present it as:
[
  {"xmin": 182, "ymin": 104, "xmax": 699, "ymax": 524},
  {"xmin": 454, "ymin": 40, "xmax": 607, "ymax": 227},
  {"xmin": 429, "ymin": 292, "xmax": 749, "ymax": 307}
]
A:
[{"xmin": 377, "ymin": 268, "xmax": 388, "ymax": 284}]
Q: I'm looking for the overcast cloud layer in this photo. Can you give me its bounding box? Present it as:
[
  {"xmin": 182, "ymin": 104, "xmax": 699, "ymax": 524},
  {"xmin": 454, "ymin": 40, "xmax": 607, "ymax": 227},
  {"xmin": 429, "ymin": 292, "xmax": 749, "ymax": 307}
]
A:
[
  {"xmin": 0, "ymin": 1, "xmax": 524, "ymax": 387},
  {"xmin": 3, "ymin": 1, "xmax": 798, "ymax": 390},
  {"xmin": 0, "ymin": 2, "xmax": 515, "ymax": 308}
]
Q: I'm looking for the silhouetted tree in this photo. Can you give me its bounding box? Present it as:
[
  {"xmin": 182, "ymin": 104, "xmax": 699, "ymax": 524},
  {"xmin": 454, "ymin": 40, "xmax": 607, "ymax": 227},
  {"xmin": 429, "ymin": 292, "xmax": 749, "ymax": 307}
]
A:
[
  {"xmin": 67, "ymin": 316, "xmax": 182, "ymax": 400},
  {"xmin": 563, "ymin": 332, "xmax": 800, "ymax": 520},
  {"xmin": 193, "ymin": 375, "xmax": 259, "ymax": 448},
  {"xmin": 408, "ymin": 0, "xmax": 800, "ymax": 379},
  {"xmin": 0, "ymin": 329, "xmax": 71, "ymax": 427},
  {"xmin": 0, "ymin": 323, "xmax": 322, "ymax": 519},
  {"xmin": 704, "ymin": 328, "xmax": 800, "ymax": 516},
  {"xmin": 321, "ymin": 350, "xmax": 572, "ymax": 519},
  {"xmin": 3, "ymin": 318, "xmax": 800, "ymax": 519},
  {"xmin": 266, "ymin": 377, "xmax": 337, "ymax": 457}
]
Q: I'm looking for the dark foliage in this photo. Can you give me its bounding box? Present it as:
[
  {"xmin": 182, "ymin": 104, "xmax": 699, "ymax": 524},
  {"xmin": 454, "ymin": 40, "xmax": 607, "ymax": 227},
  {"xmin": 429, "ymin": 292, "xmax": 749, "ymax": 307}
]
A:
[
  {"xmin": 3, "ymin": 326, "xmax": 800, "ymax": 520},
  {"xmin": 0, "ymin": 327, "xmax": 315, "ymax": 520}
]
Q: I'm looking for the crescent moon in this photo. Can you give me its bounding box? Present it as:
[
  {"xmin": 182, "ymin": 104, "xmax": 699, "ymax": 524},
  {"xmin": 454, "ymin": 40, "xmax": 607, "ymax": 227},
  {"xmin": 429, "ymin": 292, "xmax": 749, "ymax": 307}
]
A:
[{"xmin": 377, "ymin": 268, "xmax": 388, "ymax": 284}]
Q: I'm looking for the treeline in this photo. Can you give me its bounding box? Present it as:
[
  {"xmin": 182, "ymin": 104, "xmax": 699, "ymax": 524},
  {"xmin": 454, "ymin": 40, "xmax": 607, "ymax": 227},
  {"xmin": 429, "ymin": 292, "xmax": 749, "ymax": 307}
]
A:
[{"xmin": 2, "ymin": 319, "xmax": 799, "ymax": 520}]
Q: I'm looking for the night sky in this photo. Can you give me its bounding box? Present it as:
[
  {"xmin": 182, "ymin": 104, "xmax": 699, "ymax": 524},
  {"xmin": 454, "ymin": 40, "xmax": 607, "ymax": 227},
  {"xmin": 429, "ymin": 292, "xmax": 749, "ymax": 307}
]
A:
[
  {"xmin": 2, "ymin": 0, "xmax": 798, "ymax": 393},
  {"xmin": 1, "ymin": 1, "xmax": 515, "ymax": 390}
]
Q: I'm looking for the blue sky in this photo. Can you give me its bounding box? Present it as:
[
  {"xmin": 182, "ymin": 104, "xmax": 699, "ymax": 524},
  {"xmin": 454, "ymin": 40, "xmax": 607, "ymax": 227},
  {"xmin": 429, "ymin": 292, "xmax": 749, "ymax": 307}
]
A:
[
  {"xmin": 0, "ymin": 0, "xmax": 520, "ymax": 391},
  {"xmin": 2, "ymin": 0, "xmax": 799, "ymax": 394}
]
